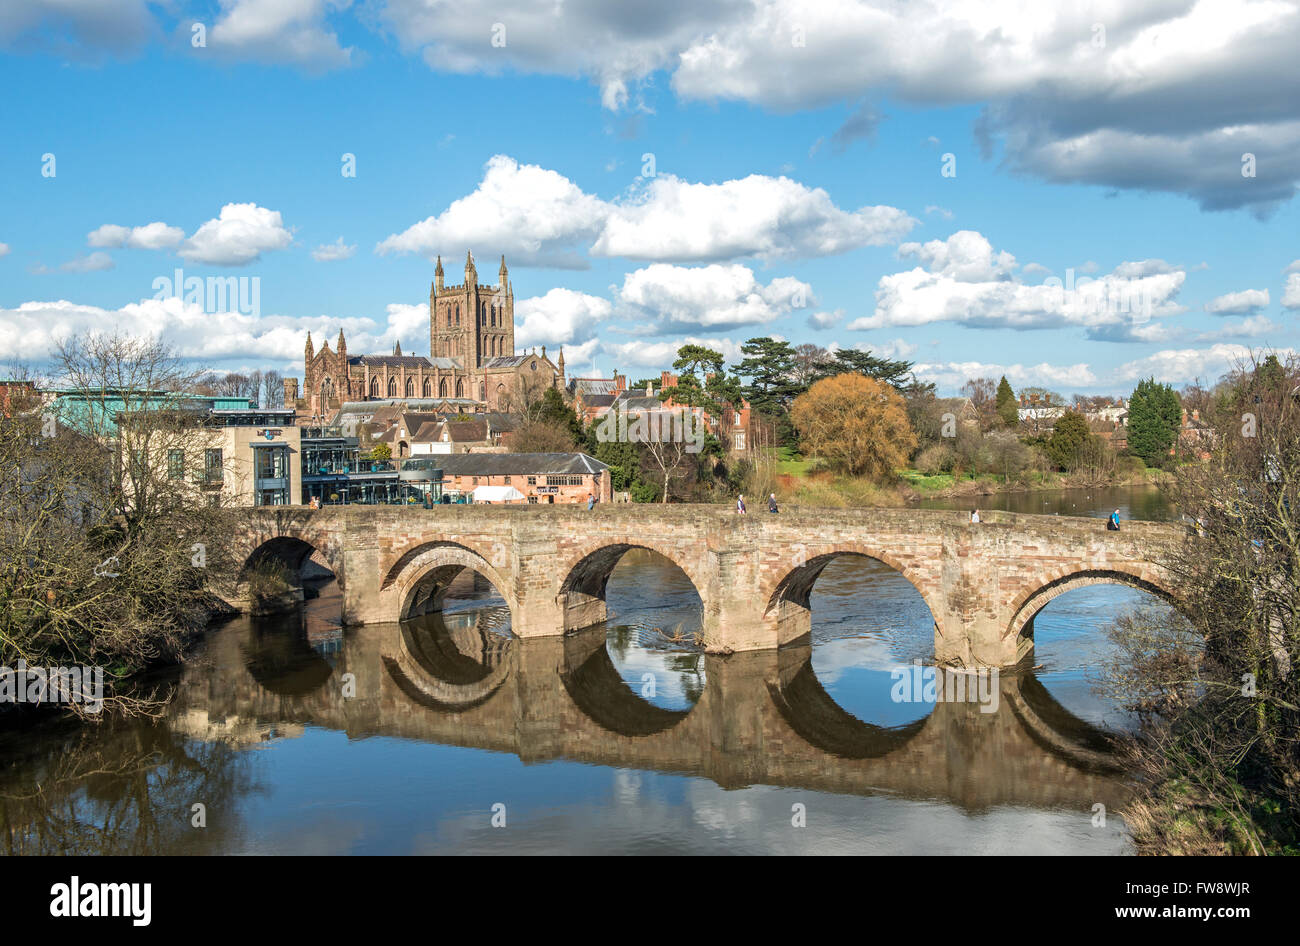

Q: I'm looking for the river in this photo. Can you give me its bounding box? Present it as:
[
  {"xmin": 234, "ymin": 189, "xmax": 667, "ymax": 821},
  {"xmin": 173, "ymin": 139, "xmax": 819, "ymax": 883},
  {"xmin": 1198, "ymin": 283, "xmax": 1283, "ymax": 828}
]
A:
[{"xmin": 0, "ymin": 488, "xmax": 1173, "ymax": 855}]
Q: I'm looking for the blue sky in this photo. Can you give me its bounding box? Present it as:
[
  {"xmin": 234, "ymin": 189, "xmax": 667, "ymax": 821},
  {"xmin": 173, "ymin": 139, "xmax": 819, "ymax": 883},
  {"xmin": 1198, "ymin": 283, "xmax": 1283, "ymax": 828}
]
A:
[{"xmin": 2, "ymin": 0, "xmax": 1298, "ymax": 394}]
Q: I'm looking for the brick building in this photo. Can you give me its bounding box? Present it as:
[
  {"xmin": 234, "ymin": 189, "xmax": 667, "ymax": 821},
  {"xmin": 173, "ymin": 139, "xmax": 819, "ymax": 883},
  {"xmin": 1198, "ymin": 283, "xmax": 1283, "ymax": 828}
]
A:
[{"xmin": 434, "ymin": 453, "xmax": 610, "ymax": 504}]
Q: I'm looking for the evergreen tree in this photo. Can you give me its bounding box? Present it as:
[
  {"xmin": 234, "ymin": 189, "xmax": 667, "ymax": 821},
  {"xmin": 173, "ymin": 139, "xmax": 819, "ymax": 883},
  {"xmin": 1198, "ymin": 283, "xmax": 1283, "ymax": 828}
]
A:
[
  {"xmin": 661, "ymin": 344, "xmax": 741, "ymax": 416},
  {"xmin": 735, "ymin": 337, "xmax": 797, "ymax": 413},
  {"xmin": 1127, "ymin": 377, "xmax": 1182, "ymax": 466},
  {"xmin": 995, "ymin": 376, "xmax": 1018, "ymax": 427},
  {"xmin": 536, "ymin": 386, "xmax": 584, "ymax": 442},
  {"xmin": 1047, "ymin": 411, "xmax": 1092, "ymax": 470},
  {"xmin": 823, "ymin": 347, "xmax": 914, "ymax": 389}
]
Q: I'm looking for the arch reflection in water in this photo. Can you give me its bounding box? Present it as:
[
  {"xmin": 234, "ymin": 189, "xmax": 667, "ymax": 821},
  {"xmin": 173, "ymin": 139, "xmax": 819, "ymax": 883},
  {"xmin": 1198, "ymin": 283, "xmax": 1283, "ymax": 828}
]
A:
[
  {"xmin": 241, "ymin": 578, "xmax": 344, "ymax": 696},
  {"xmin": 596, "ymin": 548, "xmax": 707, "ymax": 714},
  {"xmin": 805, "ymin": 555, "xmax": 937, "ymax": 729},
  {"xmin": 1024, "ymin": 584, "xmax": 1190, "ymax": 732},
  {"xmin": 386, "ymin": 607, "xmax": 514, "ymax": 712},
  {"xmin": 1, "ymin": 599, "xmax": 1137, "ymax": 854}
]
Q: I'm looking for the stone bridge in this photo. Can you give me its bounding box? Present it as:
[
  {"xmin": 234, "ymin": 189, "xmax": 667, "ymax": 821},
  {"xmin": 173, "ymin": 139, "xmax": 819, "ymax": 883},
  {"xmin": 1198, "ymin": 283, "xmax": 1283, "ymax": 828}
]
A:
[{"xmin": 229, "ymin": 505, "xmax": 1188, "ymax": 667}]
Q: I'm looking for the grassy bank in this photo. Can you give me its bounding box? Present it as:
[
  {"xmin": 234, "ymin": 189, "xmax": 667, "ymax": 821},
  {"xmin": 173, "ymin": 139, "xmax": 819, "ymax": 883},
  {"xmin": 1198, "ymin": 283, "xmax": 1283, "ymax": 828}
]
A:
[{"xmin": 768, "ymin": 449, "xmax": 1168, "ymax": 507}]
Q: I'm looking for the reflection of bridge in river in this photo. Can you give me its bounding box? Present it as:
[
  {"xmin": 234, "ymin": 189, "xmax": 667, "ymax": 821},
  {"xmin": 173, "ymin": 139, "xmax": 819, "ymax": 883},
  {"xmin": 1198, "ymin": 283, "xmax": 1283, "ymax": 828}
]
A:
[{"xmin": 177, "ymin": 602, "xmax": 1132, "ymax": 814}]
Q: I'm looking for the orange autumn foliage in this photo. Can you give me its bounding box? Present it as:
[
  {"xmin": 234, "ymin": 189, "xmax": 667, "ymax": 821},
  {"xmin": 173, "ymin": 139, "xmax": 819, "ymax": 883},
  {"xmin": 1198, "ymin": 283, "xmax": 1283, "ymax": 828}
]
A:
[{"xmin": 790, "ymin": 372, "xmax": 917, "ymax": 479}]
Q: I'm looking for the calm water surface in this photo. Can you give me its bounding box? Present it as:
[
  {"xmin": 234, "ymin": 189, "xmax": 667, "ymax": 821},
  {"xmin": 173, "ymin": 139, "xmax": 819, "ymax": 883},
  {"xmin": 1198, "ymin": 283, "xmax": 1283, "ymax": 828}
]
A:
[{"xmin": 0, "ymin": 490, "xmax": 1173, "ymax": 855}]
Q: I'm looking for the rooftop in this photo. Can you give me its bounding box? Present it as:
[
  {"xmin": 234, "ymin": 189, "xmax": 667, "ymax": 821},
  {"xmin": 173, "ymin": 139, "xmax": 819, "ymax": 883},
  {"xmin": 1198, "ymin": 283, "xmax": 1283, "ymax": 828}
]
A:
[{"xmin": 434, "ymin": 452, "xmax": 608, "ymax": 476}]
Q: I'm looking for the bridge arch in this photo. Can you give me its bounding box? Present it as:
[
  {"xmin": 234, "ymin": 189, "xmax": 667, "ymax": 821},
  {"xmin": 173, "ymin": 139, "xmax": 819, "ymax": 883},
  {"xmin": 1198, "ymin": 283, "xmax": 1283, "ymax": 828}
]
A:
[
  {"xmin": 557, "ymin": 540, "xmax": 710, "ymax": 633},
  {"xmin": 1003, "ymin": 565, "xmax": 1180, "ymax": 657},
  {"xmin": 382, "ymin": 541, "xmax": 517, "ymax": 624},
  {"xmin": 234, "ymin": 525, "xmax": 342, "ymax": 613},
  {"xmin": 761, "ymin": 547, "xmax": 945, "ymax": 649}
]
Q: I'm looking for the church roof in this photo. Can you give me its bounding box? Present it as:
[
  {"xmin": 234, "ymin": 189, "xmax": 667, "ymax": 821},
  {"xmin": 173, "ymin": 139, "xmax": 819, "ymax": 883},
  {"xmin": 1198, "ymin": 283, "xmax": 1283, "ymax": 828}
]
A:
[
  {"xmin": 348, "ymin": 354, "xmax": 464, "ymax": 370},
  {"xmin": 572, "ymin": 378, "xmax": 618, "ymax": 396},
  {"xmin": 349, "ymin": 355, "xmax": 434, "ymax": 368},
  {"xmin": 484, "ymin": 354, "xmax": 542, "ymax": 369}
]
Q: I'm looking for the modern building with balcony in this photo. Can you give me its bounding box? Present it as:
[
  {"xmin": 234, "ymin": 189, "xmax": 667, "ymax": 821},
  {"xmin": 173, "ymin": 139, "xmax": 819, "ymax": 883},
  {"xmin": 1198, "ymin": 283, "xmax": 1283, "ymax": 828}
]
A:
[{"xmin": 301, "ymin": 426, "xmax": 443, "ymax": 506}]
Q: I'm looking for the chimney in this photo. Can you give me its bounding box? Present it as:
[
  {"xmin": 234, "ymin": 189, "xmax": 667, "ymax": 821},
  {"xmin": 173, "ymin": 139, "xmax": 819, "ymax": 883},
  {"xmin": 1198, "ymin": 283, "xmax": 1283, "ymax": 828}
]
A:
[
  {"xmin": 1192, "ymin": 408, "xmax": 1200, "ymax": 422},
  {"xmin": 647, "ymin": 382, "xmax": 654, "ymax": 397}
]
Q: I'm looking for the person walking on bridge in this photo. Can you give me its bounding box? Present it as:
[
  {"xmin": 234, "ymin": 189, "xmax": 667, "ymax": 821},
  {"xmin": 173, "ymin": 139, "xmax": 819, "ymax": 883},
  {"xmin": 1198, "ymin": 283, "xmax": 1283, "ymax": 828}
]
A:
[
  {"xmin": 768, "ymin": 493, "xmax": 779, "ymax": 514},
  {"xmin": 1107, "ymin": 508, "xmax": 1121, "ymax": 531},
  {"xmin": 736, "ymin": 494, "xmax": 747, "ymax": 514}
]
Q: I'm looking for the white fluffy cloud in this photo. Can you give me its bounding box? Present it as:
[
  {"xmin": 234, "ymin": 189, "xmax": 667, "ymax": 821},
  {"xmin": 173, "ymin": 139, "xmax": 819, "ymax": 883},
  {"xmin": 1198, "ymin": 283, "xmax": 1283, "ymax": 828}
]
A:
[
  {"xmin": 603, "ymin": 335, "xmax": 747, "ymax": 370},
  {"xmin": 1195, "ymin": 314, "xmax": 1280, "ymax": 340},
  {"xmin": 377, "ymin": 156, "xmax": 607, "ymax": 268},
  {"xmin": 1283, "ymin": 272, "xmax": 1300, "ymax": 309},
  {"xmin": 311, "ymin": 237, "xmax": 356, "ymax": 262},
  {"xmin": 179, "ymin": 203, "xmax": 294, "ymax": 266},
  {"xmin": 378, "ymin": 155, "xmax": 915, "ymax": 267},
  {"xmin": 807, "ymin": 309, "xmax": 843, "ymax": 329},
  {"xmin": 848, "ymin": 231, "xmax": 1187, "ymax": 340},
  {"xmin": 1112, "ymin": 344, "xmax": 1289, "ymax": 383},
  {"xmin": 0, "ymin": 243, "xmax": 9, "ymax": 258},
  {"xmin": 1204, "ymin": 288, "xmax": 1269, "ymax": 314},
  {"xmin": 591, "ymin": 173, "xmax": 915, "ymax": 261},
  {"xmin": 514, "ymin": 288, "xmax": 614, "ymax": 349},
  {"xmin": 913, "ymin": 359, "xmax": 1098, "ymax": 391},
  {"xmin": 614, "ymin": 263, "xmax": 813, "ymax": 333},
  {"xmin": 209, "ymin": 0, "xmax": 353, "ymax": 69},
  {"xmin": 87, "ymin": 221, "xmax": 184, "ymax": 250},
  {"xmin": 0, "ymin": 295, "xmax": 423, "ymax": 365},
  {"xmin": 897, "ymin": 230, "xmax": 1016, "ymax": 281}
]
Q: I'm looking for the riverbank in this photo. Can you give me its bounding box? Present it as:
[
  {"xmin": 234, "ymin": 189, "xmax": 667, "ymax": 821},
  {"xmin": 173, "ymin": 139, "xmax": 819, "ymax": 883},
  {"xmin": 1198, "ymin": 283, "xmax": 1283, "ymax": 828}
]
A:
[{"xmin": 774, "ymin": 464, "xmax": 1169, "ymax": 508}]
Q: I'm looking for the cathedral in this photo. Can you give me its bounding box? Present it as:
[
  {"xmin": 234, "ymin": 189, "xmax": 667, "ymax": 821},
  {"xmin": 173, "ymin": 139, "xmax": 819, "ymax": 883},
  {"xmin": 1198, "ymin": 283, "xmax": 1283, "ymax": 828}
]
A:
[{"xmin": 290, "ymin": 252, "xmax": 566, "ymax": 420}]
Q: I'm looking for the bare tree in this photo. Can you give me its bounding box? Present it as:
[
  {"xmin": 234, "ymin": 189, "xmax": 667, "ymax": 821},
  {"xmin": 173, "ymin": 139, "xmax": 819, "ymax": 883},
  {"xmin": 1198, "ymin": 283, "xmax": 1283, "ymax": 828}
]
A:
[
  {"xmin": 790, "ymin": 343, "xmax": 831, "ymax": 391},
  {"xmin": 960, "ymin": 377, "xmax": 998, "ymax": 431},
  {"xmin": 259, "ymin": 370, "xmax": 284, "ymax": 408},
  {"xmin": 641, "ymin": 432, "xmax": 692, "ymax": 503},
  {"xmin": 0, "ymin": 333, "xmax": 239, "ymax": 718}
]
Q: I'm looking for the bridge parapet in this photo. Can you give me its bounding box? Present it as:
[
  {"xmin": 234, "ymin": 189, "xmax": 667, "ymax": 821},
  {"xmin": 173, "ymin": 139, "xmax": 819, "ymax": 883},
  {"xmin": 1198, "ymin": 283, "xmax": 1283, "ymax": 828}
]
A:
[{"xmin": 231, "ymin": 505, "xmax": 1188, "ymax": 667}]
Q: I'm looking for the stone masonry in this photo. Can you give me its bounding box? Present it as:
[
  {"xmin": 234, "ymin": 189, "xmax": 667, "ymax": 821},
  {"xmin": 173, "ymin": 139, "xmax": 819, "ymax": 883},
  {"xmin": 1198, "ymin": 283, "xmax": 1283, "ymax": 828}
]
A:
[{"xmin": 230, "ymin": 505, "xmax": 1188, "ymax": 668}]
